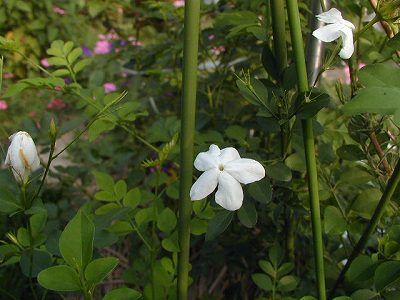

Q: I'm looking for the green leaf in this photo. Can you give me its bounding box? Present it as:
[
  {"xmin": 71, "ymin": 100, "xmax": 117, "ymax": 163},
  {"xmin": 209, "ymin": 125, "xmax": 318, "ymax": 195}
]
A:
[
  {"xmin": 261, "ymin": 44, "xmax": 279, "ymax": 80},
  {"xmin": 358, "ymin": 63, "xmax": 400, "ymax": 88},
  {"xmin": 114, "ymin": 180, "xmax": 127, "ymax": 200},
  {"xmin": 388, "ymin": 32, "xmax": 400, "ymax": 50},
  {"xmin": 161, "ymin": 231, "xmax": 180, "ymax": 252},
  {"xmin": 103, "ymin": 287, "xmax": 142, "ymax": 300},
  {"xmin": 266, "ymin": 162, "xmax": 292, "ymax": 182},
  {"xmin": 95, "ymin": 191, "xmax": 116, "ymax": 202},
  {"xmin": 346, "ymin": 255, "xmax": 376, "ymax": 286},
  {"xmin": 374, "ymin": 261, "xmax": 400, "ymax": 291},
  {"xmin": 73, "ymin": 58, "xmax": 92, "ymax": 73},
  {"xmin": 3, "ymin": 82, "xmax": 30, "ymax": 97},
  {"xmin": 259, "ymin": 260, "xmax": 275, "ymax": 278},
  {"xmin": 20, "ymin": 250, "xmax": 52, "ymax": 277},
  {"xmin": 59, "ymin": 210, "xmax": 95, "ymax": 271},
  {"xmin": 67, "ymin": 47, "xmax": 82, "ymax": 65},
  {"xmin": 0, "ymin": 189, "xmax": 22, "ymax": 214},
  {"xmin": 190, "ymin": 218, "xmax": 208, "ymax": 235},
  {"xmin": 52, "ymin": 69, "xmax": 70, "ymax": 77},
  {"xmin": 340, "ymin": 168, "xmax": 374, "ymax": 185},
  {"xmin": 351, "ymin": 289, "xmax": 379, "ymax": 300},
  {"xmin": 337, "ymin": 144, "xmax": 365, "ymax": 161},
  {"xmin": 123, "ymin": 188, "xmax": 141, "ymax": 209},
  {"xmin": 268, "ymin": 243, "xmax": 283, "ymax": 269},
  {"xmin": 38, "ymin": 265, "xmax": 81, "ymax": 291},
  {"xmin": 248, "ymin": 178, "xmax": 272, "ymax": 204},
  {"xmin": 297, "ymin": 93, "xmax": 330, "ymax": 119},
  {"xmin": 237, "ymin": 199, "xmax": 257, "ymax": 228},
  {"xmin": 252, "ymin": 273, "xmax": 272, "ymax": 291},
  {"xmin": 324, "ymin": 206, "xmax": 346, "ymax": 235},
  {"xmin": 63, "ymin": 41, "xmax": 74, "ymax": 55},
  {"xmin": 205, "ymin": 210, "xmax": 234, "ymax": 241},
  {"xmin": 48, "ymin": 57, "xmax": 68, "ymax": 66},
  {"xmin": 84, "ymin": 257, "xmax": 119, "ymax": 285},
  {"xmin": 351, "ymin": 188, "xmax": 382, "ymax": 219},
  {"xmin": 157, "ymin": 208, "xmax": 177, "ymax": 233},
  {"xmin": 89, "ymin": 118, "xmax": 116, "ymax": 141},
  {"xmin": 93, "ymin": 171, "xmax": 115, "ymax": 193},
  {"xmin": 277, "ymin": 275, "xmax": 298, "ymax": 292},
  {"xmin": 225, "ymin": 125, "xmax": 247, "ymax": 142}
]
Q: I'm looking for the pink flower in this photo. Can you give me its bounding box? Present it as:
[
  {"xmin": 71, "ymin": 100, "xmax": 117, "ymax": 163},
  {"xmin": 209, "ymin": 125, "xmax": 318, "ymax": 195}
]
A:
[
  {"xmin": 41, "ymin": 58, "xmax": 50, "ymax": 67},
  {"xmin": 54, "ymin": 86, "xmax": 63, "ymax": 91},
  {"xmin": 103, "ymin": 82, "xmax": 117, "ymax": 93},
  {"xmin": 173, "ymin": 0, "xmax": 184, "ymax": 7},
  {"xmin": 47, "ymin": 99, "xmax": 66, "ymax": 110},
  {"xmin": 94, "ymin": 40, "xmax": 112, "ymax": 54},
  {"xmin": 211, "ymin": 45, "xmax": 225, "ymax": 56},
  {"xmin": 208, "ymin": 34, "xmax": 216, "ymax": 41},
  {"xmin": 0, "ymin": 100, "xmax": 8, "ymax": 110},
  {"xmin": 29, "ymin": 111, "xmax": 37, "ymax": 118},
  {"xmin": 52, "ymin": 7, "xmax": 66, "ymax": 15},
  {"xmin": 3, "ymin": 73, "xmax": 14, "ymax": 79}
]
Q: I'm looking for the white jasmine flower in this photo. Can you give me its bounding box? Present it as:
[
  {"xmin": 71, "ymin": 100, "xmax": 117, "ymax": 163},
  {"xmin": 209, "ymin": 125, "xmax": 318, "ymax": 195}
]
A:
[
  {"xmin": 4, "ymin": 131, "xmax": 40, "ymax": 183},
  {"xmin": 312, "ymin": 8, "xmax": 355, "ymax": 59},
  {"xmin": 190, "ymin": 144, "xmax": 265, "ymax": 211}
]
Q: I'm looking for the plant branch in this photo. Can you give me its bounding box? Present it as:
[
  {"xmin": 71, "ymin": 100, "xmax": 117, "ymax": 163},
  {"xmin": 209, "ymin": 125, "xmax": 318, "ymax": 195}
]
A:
[
  {"xmin": 177, "ymin": 1, "xmax": 201, "ymax": 299},
  {"xmin": 286, "ymin": 1, "xmax": 326, "ymax": 299}
]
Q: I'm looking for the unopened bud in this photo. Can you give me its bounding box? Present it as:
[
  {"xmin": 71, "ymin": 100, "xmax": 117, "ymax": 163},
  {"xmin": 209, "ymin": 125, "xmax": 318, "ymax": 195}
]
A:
[{"xmin": 49, "ymin": 118, "xmax": 58, "ymax": 141}]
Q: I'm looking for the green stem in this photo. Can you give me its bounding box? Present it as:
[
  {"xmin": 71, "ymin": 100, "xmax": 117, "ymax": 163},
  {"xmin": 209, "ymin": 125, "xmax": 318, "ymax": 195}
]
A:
[
  {"xmin": 270, "ymin": 0, "xmax": 288, "ymax": 77},
  {"xmin": 330, "ymin": 160, "xmax": 400, "ymax": 296},
  {"xmin": 32, "ymin": 138, "xmax": 56, "ymax": 203},
  {"xmin": 177, "ymin": 1, "xmax": 201, "ymax": 299},
  {"xmin": 286, "ymin": 1, "xmax": 326, "ymax": 299}
]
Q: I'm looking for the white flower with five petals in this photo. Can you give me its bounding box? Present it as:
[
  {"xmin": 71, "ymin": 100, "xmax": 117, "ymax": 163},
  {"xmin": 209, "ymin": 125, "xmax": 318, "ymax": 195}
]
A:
[
  {"xmin": 312, "ymin": 8, "xmax": 355, "ymax": 59},
  {"xmin": 190, "ymin": 144, "xmax": 265, "ymax": 211}
]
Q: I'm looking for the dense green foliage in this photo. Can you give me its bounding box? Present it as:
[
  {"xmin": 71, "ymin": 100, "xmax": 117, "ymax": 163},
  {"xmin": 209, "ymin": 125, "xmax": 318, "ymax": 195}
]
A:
[{"xmin": 0, "ymin": 0, "xmax": 400, "ymax": 299}]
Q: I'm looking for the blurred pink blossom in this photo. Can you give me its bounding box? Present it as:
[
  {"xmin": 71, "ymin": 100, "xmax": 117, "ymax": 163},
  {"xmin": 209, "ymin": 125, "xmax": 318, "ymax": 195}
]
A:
[
  {"xmin": 208, "ymin": 34, "xmax": 216, "ymax": 41},
  {"xmin": 103, "ymin": 82, "xmax": 117, "ymax": 93},
  {"xmin": 54, "ymin": 86, "xmax": 63, "ymax": 91},
  {"xmin": 3, "ymin": 73, "xmax": 14, "ymax": 79},
  {"xmin": 211, "ymin": 45, "xmax": 225, "ymax": 56},
  {"xmin": 52, "ymin": 7, "xmax": 66, "ymax": 15},
  {"xmin": 41, "ymin": 58, "xmax": 50, "ymax": 67},
  {"xmin": 173, "ymin": 0, "xmax": 184, "ymax": 7},
  {"xmin": 0, "ymin": 100, "xmax": 8, "ymax": 110},
  {"xmin": 29, "ymin": 111, "xmax": 37, "ymax": 118},
  {"xmin": 94, "ymin": 40, "xmax": 112, "ymax": 54},
  {"xmin": 47, "ymin": 99, "xmax": 66, "ymax": 110}
]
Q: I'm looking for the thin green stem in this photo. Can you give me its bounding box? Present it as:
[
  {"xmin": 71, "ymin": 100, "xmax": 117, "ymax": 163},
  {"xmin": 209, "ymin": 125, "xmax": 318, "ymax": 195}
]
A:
[
  {"xmin": 177, "ymin": 1, "xmax": 201, "ymax": 299},
  {"xmin": 286, "ymin": 1, "xmax": 326, "ymax": 299},
  {"xmin": 32, "ymin": 139, "xmax": 56, "ymax": 202},
  {"xmin": 330, "ymin": 160, "xmax": 400, "ymax": 296}
]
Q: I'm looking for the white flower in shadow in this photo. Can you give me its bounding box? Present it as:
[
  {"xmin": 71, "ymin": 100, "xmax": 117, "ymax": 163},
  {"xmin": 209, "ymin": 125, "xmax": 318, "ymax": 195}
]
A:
[{"xmin": 190, "ymin": 144, "xmax": 265, "ymax": 211}]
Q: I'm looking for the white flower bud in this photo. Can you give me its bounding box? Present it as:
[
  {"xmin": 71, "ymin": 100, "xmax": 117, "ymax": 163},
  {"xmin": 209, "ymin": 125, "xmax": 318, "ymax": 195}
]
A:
[{"xmin": 4, "ymin": 131, "xmax": 40, "ymax": 183}]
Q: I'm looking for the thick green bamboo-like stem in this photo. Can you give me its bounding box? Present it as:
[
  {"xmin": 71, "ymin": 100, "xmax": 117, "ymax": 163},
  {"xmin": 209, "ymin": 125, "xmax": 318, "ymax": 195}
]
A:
[
  {"xmin": 270, "ymin": 0, "xmax": 287, "ymax": 76},
  {"xmin": 331, "ymin": 160, "xmax": 400, "ymax": 295},
  {"xmin": 177, "ymin": 1, "xmax": 201, "ymax": 299},
  {"xmin": 286, "ymin": 1, "xmax": 326, "ymax": 299}
]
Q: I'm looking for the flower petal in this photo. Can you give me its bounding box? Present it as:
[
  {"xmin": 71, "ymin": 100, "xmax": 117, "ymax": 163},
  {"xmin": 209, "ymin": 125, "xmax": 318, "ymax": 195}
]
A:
[
  {"xmin": 316, "ymin": 8, "xmax": 343, "ymax": 24},
  {"xmin": 338, "ymin": 26, "xmax": 354, "ymax": 59},
  {"xmin": 215, "ymin": 172, "xmax": 243, "ymax": 211},
  {"xmin": 219, "ymin": 147, "xmax": 240, "ymax": 164},
  {"xmin": 20, "ymin": 133, "xmax": 40, "ymax": 169},
  {"xmin": 312, "ymin": 23, "xmax": 341, "ymax": 42},
  {"xmin": 194, "ymin": 144, "xmax": 220, "ymax": 171},
  {"xmin": 190, "ymin": 169, "xmax": 219, "ymax": 200},
  {"xmin": 224, "ymin": 158, "xmax": 265, "ymax": 184}
]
